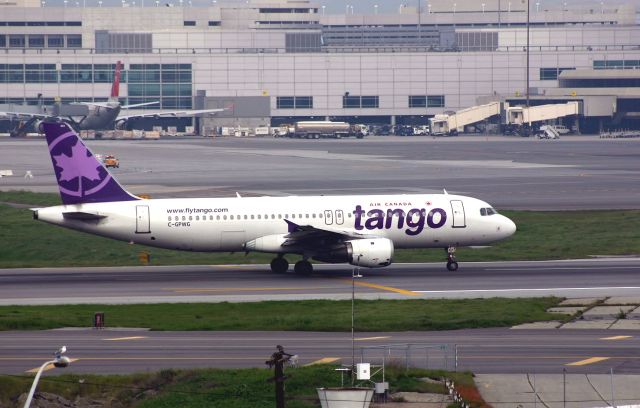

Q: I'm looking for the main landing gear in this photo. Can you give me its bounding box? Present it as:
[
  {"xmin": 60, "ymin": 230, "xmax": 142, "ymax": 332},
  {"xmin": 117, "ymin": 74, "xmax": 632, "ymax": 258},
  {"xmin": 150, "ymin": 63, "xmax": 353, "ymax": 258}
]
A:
[
  {"xmin": 446, "ymin": 246, "xmax": 459, "ymax": 271},
  {"xmin": 294, "ymin": 259, "xmax": 313, "ymax": 275},
  {"xmin": 269, "ymin": 255, "xmax": 314, "ymax": 275},
  {"xmin": 270, "ymin": 256, "xmax": 289, "ymax": 274}
]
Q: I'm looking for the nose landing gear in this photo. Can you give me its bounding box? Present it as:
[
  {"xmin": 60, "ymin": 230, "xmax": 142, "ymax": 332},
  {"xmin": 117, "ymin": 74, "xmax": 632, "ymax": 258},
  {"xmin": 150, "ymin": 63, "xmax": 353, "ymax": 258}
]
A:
[{"xmin": 446, "ymin": 246, "xmax": 458, "ymax": 271}]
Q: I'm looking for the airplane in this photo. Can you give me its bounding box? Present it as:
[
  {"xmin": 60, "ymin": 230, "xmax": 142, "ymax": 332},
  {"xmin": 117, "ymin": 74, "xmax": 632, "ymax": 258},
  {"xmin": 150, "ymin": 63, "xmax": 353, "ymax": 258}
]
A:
[
  {"xmin": 1, "ymin": 61, "xmax": 224, "ymax": 136},
  {"xmin": 33, "ymin": 121, "xmax": 517, "ymax": 273}
]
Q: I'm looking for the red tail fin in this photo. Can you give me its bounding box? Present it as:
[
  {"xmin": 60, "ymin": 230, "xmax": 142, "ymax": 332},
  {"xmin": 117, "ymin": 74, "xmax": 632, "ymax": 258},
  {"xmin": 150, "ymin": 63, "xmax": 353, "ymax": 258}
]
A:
[{"xmin": 110, "ymin": 61, "xmax": 122, "ymax": 100}]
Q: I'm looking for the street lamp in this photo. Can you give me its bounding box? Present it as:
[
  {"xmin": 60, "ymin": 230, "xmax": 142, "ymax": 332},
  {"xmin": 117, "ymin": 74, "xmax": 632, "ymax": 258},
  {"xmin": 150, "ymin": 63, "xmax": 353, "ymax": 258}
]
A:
[
  {"xmin": 482, "ymin": 3, "xmax": 485, "ymax": 13},
  {"xmin": 23, "ymin": 347, "xmax": 71, "ymax": 408},
  {"xmin": 374, "ymin": 4, "xmax": 378, "ymax": 14},
  {"xmin": 321, "ymin": 5, "xmax": 325, "ymax": 15},
  {"xmin": 98, "ymin": 1, "xmax": 102, "ymax": 7},
  {"xmin": 536, "ymin": 2, "xmax": 540, "ymax": 12}
]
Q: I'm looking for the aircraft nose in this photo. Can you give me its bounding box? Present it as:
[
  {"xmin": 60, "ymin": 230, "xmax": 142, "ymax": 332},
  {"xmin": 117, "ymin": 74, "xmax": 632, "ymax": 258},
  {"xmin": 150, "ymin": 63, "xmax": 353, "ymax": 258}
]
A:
[{"xmin": 498, "ymin": 215, "xmax": 517, "ymax": 238}]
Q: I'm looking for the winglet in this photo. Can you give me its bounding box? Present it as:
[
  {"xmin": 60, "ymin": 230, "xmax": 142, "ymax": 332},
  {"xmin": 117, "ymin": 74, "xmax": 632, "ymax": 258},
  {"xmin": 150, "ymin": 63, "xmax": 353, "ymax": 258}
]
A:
[
  {"xmin": 42, "ymin": 121, "xmax": 139, "ymax": 205},
  {"xmin": 443, "ymin": 188, "xmax": 449, "ymax": 195}
]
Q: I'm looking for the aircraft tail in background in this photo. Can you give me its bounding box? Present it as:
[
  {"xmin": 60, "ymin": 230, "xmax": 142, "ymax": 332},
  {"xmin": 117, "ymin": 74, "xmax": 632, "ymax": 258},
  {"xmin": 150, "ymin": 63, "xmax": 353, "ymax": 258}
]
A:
[{"xmin": 109, "ymin": 61, "xmax": 122, "ymax": 102}]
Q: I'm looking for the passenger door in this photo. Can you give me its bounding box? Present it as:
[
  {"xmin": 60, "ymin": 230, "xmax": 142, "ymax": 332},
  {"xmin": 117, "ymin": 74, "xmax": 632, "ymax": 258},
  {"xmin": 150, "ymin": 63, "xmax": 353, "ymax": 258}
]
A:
[
  {"xmin": 136, "ymin": 205, "xmax": 150, "ymax": 233},
  {"xmin": 450, "ymin": 200, "xmax": 466, "ymax": 228}
]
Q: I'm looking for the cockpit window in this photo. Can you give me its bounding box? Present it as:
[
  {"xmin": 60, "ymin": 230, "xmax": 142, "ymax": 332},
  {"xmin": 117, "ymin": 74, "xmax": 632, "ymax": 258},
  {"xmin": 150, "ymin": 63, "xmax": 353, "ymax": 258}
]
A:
[{"xmin": 480, "ymin": 207, "xmax": 497, "ymax": 216}]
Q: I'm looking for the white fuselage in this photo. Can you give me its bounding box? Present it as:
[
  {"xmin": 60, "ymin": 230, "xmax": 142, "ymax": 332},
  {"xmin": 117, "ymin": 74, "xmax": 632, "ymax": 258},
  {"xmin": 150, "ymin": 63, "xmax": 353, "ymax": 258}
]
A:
[{"xmin": 35, "ymin": 193, "xmax": 516, "ymax": 255}]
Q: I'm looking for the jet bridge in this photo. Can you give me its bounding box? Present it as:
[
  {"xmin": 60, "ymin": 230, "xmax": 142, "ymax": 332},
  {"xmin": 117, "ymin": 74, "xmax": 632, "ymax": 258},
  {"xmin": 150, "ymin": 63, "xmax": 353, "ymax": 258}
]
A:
[
  {"xmin": 429, "ymin": 102, "xmax": 501, "ymax": 136},
  {"xmin": 506, "ymin": 102, "xmax": 580, "ymax": 126}
]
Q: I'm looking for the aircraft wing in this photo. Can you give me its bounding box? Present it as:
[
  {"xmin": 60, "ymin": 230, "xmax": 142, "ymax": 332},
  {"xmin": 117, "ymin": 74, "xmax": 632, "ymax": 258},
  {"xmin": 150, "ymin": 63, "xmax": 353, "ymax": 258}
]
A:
[
  {"xmin": 281, "ymin": 219, "xmax": 373, "ymax": 247},
  {"xmin": 0, "ymin": 111, "xmax": 52, "ymax": 120},
  {"xmin": 116, "ymin": 108, "xmax": 224, "ymax": 121}
]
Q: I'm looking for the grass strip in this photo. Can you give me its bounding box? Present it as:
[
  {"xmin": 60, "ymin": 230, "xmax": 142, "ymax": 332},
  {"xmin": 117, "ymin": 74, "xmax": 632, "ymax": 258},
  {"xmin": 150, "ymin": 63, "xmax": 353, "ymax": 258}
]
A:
[
  {"xmin": 1, "ymin": 190, "xmax": 638, "ymax": 268},
  {"xmin": 0, "ymin": 365, "xmax": 480, "ymax": 408},
  {"xmin": 0, "ymin": 298, "xmax": 562, "ymax": 332}
]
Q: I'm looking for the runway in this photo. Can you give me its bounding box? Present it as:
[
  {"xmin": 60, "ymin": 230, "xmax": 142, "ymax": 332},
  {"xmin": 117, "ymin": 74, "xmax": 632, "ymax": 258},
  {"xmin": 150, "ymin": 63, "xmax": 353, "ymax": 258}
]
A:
[
  {"xmin": 1, "ymin": 328, "xmax": 639, "ymax": 375},
  {"xmin": 1, "ymin": 135, "xmax": 640, "ymax": 210},
  {"xmin": 1, "ymin": 258, "xmax": 640, "ymax": 305}
]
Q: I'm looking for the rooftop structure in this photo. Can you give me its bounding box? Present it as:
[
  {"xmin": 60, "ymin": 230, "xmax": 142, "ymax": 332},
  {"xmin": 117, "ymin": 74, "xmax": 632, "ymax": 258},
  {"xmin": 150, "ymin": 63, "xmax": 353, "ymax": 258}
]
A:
[{"xmin": 1, "ymin": 0, "xmax": 639, "ymax": 133}]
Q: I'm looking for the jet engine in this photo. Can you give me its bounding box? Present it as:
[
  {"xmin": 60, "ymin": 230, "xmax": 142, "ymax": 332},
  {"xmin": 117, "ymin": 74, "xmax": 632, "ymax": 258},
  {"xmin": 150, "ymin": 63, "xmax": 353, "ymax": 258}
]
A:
[
  {"xmin": 313, "ymin": 238, "xmax": 394, "ymax": 268},
  {"xmin": 115, "ymin": 119, "xmax": 128, "ymax": 130}
]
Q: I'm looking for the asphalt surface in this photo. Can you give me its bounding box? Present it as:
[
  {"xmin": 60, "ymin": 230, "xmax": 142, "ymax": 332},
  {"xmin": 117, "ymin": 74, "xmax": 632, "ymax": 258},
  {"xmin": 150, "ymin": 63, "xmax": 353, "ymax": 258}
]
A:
[
  {"xmin": 1, "ymin": 259, "xmax": 640, "ymax": 305},
  {"xmin": 1, "ymin": 328, "xmax": 639, "ymax": 375},
  {"xmin": 1, "ymin": 135, "xmax": 639, "ymax": 210}
]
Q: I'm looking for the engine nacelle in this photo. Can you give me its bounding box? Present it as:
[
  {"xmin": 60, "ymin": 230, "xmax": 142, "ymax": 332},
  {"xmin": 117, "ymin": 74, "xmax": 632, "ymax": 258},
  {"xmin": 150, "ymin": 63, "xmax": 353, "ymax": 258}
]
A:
[
  {"xmin": 115, "ymin": 119, "xmax": 127, "ymax": 130},
  {"xmin": 244, "ymin": 234, "xmax": 288, "ymax": 253},
  {"xmin": 314, "ymin": 238, "xmax": 394, "ymax": 268}
]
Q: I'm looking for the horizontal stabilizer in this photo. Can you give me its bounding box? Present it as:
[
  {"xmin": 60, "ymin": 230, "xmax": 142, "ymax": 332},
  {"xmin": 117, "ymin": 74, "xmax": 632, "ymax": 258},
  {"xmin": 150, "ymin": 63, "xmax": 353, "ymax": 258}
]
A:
[{"xmin": 63, "ymin": 211, "xmax": 107, "ymax": 220}]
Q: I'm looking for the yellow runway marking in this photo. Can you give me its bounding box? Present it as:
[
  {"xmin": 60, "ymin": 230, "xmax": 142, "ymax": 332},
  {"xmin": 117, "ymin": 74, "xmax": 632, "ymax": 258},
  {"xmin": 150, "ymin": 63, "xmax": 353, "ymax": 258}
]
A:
[
  {"xmin": 354, "ymin": 336, "xmax": 391, "ymax": 341},
  {"xmin": 305, "ymin": 357, "xmax": 341, "ymax": 366},
  {"xmin": 167, "ymin": 286, "xmax": 337, "ymax": 293},
  {"xmin": 601, "ymin": 335, "xmax": 633, "ymax": 341},
  {"xmin": 566, "ymin": 357, "xmax": 610, "ymax": 366},
  {"xmin": 103, "ymin": 336, "xmax": 148, "ymax": 341},
  {"xmin": 346, "ymin": 280, "xmax": 418, "ymax": 296},
  {"xmin": 25, "ymin": 359, "xmax": 79, "ymax": 373}
]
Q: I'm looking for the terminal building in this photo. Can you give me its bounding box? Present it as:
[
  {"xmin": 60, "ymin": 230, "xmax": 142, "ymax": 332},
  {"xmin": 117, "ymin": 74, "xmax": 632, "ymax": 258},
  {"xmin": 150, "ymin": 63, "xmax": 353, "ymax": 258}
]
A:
[{"xmin": 1, "ymin": 0, "xmax": 640, "ymax": 134}]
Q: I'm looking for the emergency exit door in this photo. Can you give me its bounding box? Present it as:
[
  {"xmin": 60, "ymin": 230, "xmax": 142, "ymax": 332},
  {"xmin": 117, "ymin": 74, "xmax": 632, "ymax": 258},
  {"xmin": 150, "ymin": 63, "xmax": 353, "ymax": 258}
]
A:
[
  {"xmin": 136, "ymin": 205, "xmax": 150, "ymax": 233},
  {"xmin": 450, "ymin": 200, "xmax": 466, "ymax": 228}
]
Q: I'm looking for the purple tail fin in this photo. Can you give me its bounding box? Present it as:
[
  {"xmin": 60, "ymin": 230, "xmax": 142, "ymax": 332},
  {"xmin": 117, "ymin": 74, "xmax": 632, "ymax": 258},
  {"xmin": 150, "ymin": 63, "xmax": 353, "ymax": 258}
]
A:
[{"xmin": 43, "ymin": 122, "xmax": 139, "ymax": 205}]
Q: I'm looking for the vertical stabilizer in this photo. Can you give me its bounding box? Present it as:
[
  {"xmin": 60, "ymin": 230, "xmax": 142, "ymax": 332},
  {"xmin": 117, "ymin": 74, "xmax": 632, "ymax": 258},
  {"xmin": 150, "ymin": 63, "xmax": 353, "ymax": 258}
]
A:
[
  {"xmin": 109, "ymin": 61, "xmax": 122, "ymax": 102},
  {"xmin": 42, "ymin": 122, "xmax": 139, "ymax": 205}
]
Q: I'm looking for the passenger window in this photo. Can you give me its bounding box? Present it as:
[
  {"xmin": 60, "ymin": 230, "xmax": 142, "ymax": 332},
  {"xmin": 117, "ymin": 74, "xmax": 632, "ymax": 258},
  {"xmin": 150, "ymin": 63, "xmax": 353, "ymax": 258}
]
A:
[
  {"xmin": 167, "ymin": 216, "xmax": 171, "ymax": 221},
  {"xmin": 278, "ymin": 214, "xmax": 282, "ymax": 219},
  {"xmin": 312, "ymin": 214, "xmax": 316, "ymax": 219},
  {"xmin": 223, "ymin": 215, "xmax": 227, "ymax": 220},
  {"xmin": 271, "ymin": 214, "xmax": 275, "ymax": 219},
  {"xmin": 189, "ymin": 216, "xmax": 193, "ymax": 221},
  {"xmin": 196, "ymin": 216, "xmax": 199, "ymax": 221},
  {"xmin": 182, "ymin": 216, "xmax": 186, "ymax": 221},
  {"xmin": 216, "ymin": 215, "xmax": 220, "ymax": 220},
  {"xmin": 319, "ymin": 213, "xmax": 323, "ymax": 218},
  {"xmin": 306, "ymin": 214, "xmax": 309, "ymax": 219}
]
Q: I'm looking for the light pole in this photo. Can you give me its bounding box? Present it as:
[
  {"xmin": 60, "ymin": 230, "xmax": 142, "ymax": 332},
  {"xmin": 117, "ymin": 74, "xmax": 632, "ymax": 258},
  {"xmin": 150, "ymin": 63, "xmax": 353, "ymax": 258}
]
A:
[
  {"xmin": 374, "ymin": 4, "xmax": 378, "ymax": 15},
  {"xmin": 482, "ymin": 3, "xmax": 485, "ymax": 13},
  {"xmin": 24, "ymin": 347, "xmax": 71, "ymax": 408},
  {"xmin": 526, "ymin": 0, "xmax": 530, "ymax": 133},
  {"xmin": 321, "ymin": 5, "xmax": 325, "ymax": 15},
  {"xmin": 351, "ymin": 255, "xmax": 362, "ymax": 386}
]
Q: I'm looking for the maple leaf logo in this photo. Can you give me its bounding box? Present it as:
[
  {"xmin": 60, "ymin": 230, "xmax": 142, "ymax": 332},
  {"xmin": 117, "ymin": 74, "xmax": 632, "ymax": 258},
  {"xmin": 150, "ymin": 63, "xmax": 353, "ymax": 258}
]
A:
[{"xmin": 53, "ymin": 141, "xmax": 102, "ymax": 183}]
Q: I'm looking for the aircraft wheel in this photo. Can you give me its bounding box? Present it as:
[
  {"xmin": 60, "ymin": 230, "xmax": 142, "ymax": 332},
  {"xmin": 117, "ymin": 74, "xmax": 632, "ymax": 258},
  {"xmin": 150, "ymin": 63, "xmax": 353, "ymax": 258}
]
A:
[
  {"xmin": 447, "ymin": 261, "xmax": 459, "ymax": 272},
  {"xmin": 270, "ymin": 257, "xmax": 289, "ymax": 274},
  {"xmin": 294, "ymin": 260, "xmax": 313, "ymax": 275}
]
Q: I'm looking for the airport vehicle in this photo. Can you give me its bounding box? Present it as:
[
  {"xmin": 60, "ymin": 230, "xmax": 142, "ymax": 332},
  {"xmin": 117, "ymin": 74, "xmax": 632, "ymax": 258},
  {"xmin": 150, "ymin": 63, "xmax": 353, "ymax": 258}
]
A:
[
  {"xmin": 1, "ymin": 61, "xmax": 224, "ymax": 135},
  {"xmin": 33, "ymin": 122, "xmax": 516, "ymax": 273},
  {"xmin": 102, "ymin": 155, "xmax": 120, "ymax": 168},
  {"xmin": 535, "ymin": 125, "xmax": 561, "ymax": 139},
  {"xmin": 291, "ymin": 121, "xmax": 365, "ymax": 139}
]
